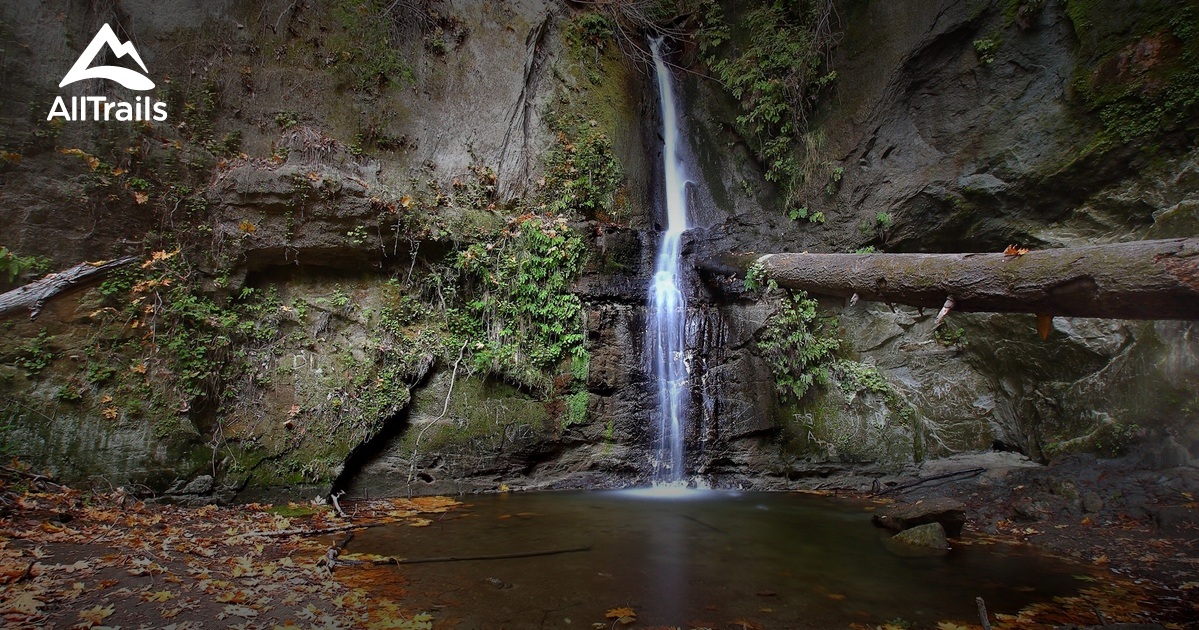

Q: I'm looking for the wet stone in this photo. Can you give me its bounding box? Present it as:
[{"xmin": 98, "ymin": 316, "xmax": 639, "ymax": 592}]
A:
[{"xmin": 871, "ymin": 497, "xmax": 966, "ymax": 537}]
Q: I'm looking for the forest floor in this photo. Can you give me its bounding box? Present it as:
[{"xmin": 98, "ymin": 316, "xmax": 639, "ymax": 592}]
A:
[
  {"xmin": 0, "ymin": 464, "xmax": 456, "ymax": 629},
  {"xmin": 1, "ymin": 455, "xmax": 1196, "ymax": 630}
]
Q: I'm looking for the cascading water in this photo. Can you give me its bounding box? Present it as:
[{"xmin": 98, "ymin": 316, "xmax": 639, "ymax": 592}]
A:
[{"xmin": 647, "ymin": 37, "xmax": 689, "ymax": 484}]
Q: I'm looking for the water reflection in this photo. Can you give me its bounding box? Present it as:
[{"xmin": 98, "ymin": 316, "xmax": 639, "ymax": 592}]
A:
[{"xmin": 348, "ymin": 491, "xmax": 1089, "ymax": 628}]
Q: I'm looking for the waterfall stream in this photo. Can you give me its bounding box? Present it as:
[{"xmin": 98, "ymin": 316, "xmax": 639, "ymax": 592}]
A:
[{"xmin": 647, "ymin": 37, "xmax": 689, "ymax": 483}]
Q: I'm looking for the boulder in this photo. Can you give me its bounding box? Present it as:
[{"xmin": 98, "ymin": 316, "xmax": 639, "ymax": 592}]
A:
[
  {"xmin": 896, "ymin": 520, "xmax": 949, "ymax": 549},
  {"xmin": 872, "ymin": 497, "xmax": 966, "ymax": 537}
]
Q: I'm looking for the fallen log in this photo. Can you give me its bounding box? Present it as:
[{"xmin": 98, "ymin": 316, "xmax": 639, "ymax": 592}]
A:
[
  {"xmin": 0, "ymin": 256, "xmax": 139, "ymax": 320},
  {"xmin": 719, "ymin": 238, "xmax": 1199, "ymax": 321}
]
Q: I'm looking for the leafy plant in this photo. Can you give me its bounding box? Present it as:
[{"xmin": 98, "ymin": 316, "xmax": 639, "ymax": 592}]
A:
[
  {"xmin": 973, "ymin": 36, "xmax": 1002, "ymax": 64},
  {"xmin": 702, "ymin": 0, "xmax": 841, "ymax": 208},
  {"xmin": 757, "ymin": 291, "xmax": 841, "ymax": 402},
  {"xmin": 331, "ymin": 0, "xmax": 414, "ymax": 93},
  {"xmin": 743, "ymin": 261, "xmax": 771, "ymax": 292},
  {"xmin": 934, "ymin": 326, "xmax": 968, "ymax": 349},
  {"xmin": 0, "ymin": 246, "xmax": 50, "ymax": 284},
  {"xmin": 273, "ymin": 111, "xmax": 299, "ymax": 130},
  {"xmin": 15, "ymin": 329, "xmax": 54, "ymax": 377},
  {"xmin": 564, "ymin": 390, "xmax": 589, "ymax": 428},
  {"xmin": 453, "ymin": 215, "xmax": 589, "ymax": 390},
  {"xmin": 539, "ymin": 114, "xmax": 625, "ymax": 220}
]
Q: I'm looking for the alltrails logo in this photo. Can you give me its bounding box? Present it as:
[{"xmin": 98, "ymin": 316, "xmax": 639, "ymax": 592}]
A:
[{"xmin": 47, "ymin": 23, "xmax": 167, "ymax": 122}]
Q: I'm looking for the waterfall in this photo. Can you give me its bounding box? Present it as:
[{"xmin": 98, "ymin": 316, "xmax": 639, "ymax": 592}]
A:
[{"xmin": 647, "ymin": 37, "xmax": 689, "ymax": 483}]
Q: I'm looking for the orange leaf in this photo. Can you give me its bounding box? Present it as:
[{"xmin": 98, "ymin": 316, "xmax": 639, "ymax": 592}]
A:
[
  {"xmin": 1003, "ymin": 244, "xmax": 1030, "ymax": 256},
  {"xmin": 133, "ymin": 191, "xmax": 149, "ymax": 204},
  {"xmin": 1036, "ymin": 313, "xmax": 1053, "ymax": 340},
  {"xmin": 605, "ymin": 606, "xmax": 637, "ymax": 625}
]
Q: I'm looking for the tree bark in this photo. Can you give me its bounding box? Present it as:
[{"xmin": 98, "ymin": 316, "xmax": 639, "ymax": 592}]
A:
[
  {"xmin": 718, "ymin": 238, "xmax": 1199, "ymax": 320},
  {"xmin": 0, "ymin": 256, "xmax": 139, "ymax": 320}
]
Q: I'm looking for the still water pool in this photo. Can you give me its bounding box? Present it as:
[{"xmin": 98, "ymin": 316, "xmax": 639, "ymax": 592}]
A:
[{"xmin": 347, "ymin": 490, "xmax": 1089, "ymax": 629}]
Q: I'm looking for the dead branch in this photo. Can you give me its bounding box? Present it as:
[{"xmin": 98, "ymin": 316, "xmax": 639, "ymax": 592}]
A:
[
  {"xmin": 877, "ymin": 467, "xmax": 986, "ymax": 495},
  {"xmin": 354, "ymin": 544, "xmax": 593, "ymax": 566}
]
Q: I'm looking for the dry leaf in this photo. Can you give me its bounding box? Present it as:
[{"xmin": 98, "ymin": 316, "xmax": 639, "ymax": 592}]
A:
[
  {"xmin": 1036, "ymin": 313, "xmax": 1054, "ymax": 340},
  {"xmin": 133, "ymin": 191, "xmax": 149, "ymax": 204},
  {"xmin": 1003, "ymin": 244, "xmax": 1030, "ymax": 256},
  {"xmin": 144, "ymin": 590, "xmax": 174, "ymax": 602},
  {"xmin": 102, "ymin": 407, "xmax": 119, "ymax": 420},
  {"xmin": 0, "ymin": 591, "xmax": 44, "ymax": 616},
  {"xmin": 604, "ymin": 606, "xmax": 636, "ymax": 625},
  {"xmin": 238, "ymin": 220, "xmax": 257, "ymax": 234},
  {"xmin": 78, "ymin": 604, "xmax": 114, "ymax": 624}
]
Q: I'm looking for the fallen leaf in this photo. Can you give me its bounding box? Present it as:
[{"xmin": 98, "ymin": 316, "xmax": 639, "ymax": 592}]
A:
[
  {"xmin": 0, "ymin": 591, "xmax": 44, "ymax": 616},
  {"xmin": 78, "ymin": 604, "xmax": 114, "ymax": 624},
  {"xmin": 224, "ymin": 604, "xmax": 259, "ymax": 618},
  {"xmin": 1003, "ymin": 244, "xmax": 1030, "ymax": 256},
  {"xmin": 605, "ymin": 606, "xmax": 637, "ymax": 625},
  {"xmin": 936, "ymin": 622, "xmax": 971, "ymax": 630},
  {"xmin": 144, "ymin": 589, "xmax": 174, "ymax": 602},
  {"xmin": 133, "ymin": 191, "xmax": 149, "ymax": 204}
]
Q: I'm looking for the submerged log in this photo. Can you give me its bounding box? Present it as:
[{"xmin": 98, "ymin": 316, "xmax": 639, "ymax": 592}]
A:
[
  {"xmin": 0, "ymin": 256, "xmax": 139, "ymax": 320},
  {"xmin": 728, "ymin": 238, "xmax": 1199, "ymax": 320}
]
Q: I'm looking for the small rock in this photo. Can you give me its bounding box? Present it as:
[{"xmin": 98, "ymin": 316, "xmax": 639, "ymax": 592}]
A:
[
  {"xmin": 871, "ymin": 497, "xmax": 966, "ymax": 537},
  {"xmin": 1081, "ymin": 491, "xmax": 1103, "ymax": 514}
]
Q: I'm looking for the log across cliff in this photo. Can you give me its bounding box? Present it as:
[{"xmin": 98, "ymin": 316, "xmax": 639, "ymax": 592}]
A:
[
  {"xmin": 710, "ymin": 238, "xmax": 1199, "ymax": 321},
  {"xmin": 0, "ymin": 256, "xmax": 139, "ymax": 320}
]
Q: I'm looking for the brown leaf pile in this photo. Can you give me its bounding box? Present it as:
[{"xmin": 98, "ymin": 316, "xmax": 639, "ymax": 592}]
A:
[{"xmin": 0, "ymin": 473, "xmax": 456, "ymax": 629}]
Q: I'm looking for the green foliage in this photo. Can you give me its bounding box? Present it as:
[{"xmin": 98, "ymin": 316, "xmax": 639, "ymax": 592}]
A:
[
  {"xmin": 702, "ymin": 0, "xmax": 839, "ymax": 207},
  {"xmin": 273, "ymin": 111, "xmax": 299, "ymax": 130},
  {"xmin": 567, "ymin": 13, "xmax": 615, "ymax": 58},
  {"xmin": 758, "ymin": 291, "xmax": 841, "ymax": 402},
  {"xmin": 831, "ymin": 360, "xmax": 890, "ymax": 398},
  {"xmin": 973, "ymin": 36, "xmax": 1002, "ymax": 64},
  {"xmin": 934, "ymin": 325, "xmax": 968, "ymax": 349},
  {"xmin": 570, "ymin": 352, "xmax": 590, "ymax": 383},
  {"xmin": 1068, "ymin": 1, "xmax": 1199, "ymax": 148},
  {"xmin": 859, "ymin": 211, "xmax": 893, "ymax": 242},
  {"xmin": 453, "ymin": 215, "xmax": 588, "ymax": 390},
  {"xmin": 539, "ymin": 114, "xmax": 625, "ymax": 220},
  {"xmin": 853, "ymin": 245, "xmax": 878, "ymax": 254},
  {"xmin": 84, "ymin": 362, "xmax": 117, "ymax": 385},
  {"xmin": 14, "ymin": 329, "xmax": 54, "ymax": 377},
  {"xmin": 564, "ymin": 390, "xmax": 589, "ymax": 428},
  {"xmin": 332, "ymin": 0, "xmax": 414, "ymax": 93},
  {"xmin": 787, "ymin": 205, "xmax": 825, "ymax": 223},
  {"xmin": 743, "ymin": 261, "xmax": 771, "ymax": 292},
  {"xmin": 0, "ymin": 246, "xmax": 49, "ymax": 284}
]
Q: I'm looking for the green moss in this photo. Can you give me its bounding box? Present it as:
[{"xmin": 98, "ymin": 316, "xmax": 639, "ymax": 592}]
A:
[
  {"xmin": 1067, "ymin": 0, "xmax": 1199, "ymax": 149},
  {"xmin": 564, "ymin": 390, "xmax": 589, "ymax": 428}
]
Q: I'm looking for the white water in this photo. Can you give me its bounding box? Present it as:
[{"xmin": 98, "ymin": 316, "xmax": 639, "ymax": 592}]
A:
[{"xmin": 647, "ymin": 37, "xmax": 689, "ymax": 483}]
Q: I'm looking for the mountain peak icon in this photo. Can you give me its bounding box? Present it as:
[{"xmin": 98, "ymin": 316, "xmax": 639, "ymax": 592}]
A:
[{"xmin": 59, "ymin": 23, "xmax": 155, "ymax": 91}]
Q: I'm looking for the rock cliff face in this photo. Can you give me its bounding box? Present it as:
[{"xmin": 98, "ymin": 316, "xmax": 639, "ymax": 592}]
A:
[{"xmin": 1, "ymin": 0, "xmax": 1196, "ymax": 499}]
